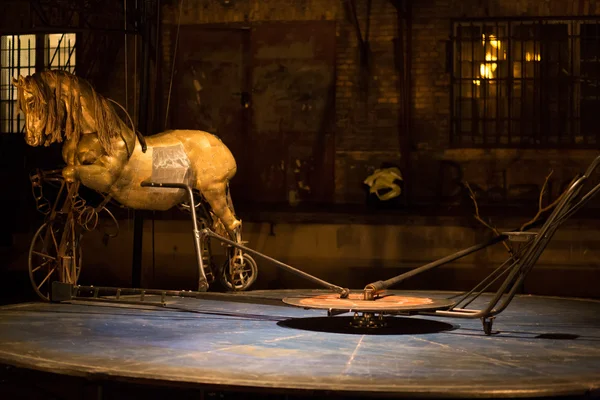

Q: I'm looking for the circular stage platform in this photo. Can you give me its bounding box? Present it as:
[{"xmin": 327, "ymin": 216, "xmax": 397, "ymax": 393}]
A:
[{"xmin": 0, "ymin": 289, "xmax": 599, "ymax": 399}]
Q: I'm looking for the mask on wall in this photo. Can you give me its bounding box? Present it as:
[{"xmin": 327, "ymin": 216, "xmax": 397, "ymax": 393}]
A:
[{"xmin": 364, "ymin": 167, "xmax": 403, "ymax": 201}]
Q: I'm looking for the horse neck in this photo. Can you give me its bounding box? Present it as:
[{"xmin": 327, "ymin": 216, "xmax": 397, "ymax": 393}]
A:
[{"xmin": 55, "ymin": 75, "xmax": 137, "ymax": 151}]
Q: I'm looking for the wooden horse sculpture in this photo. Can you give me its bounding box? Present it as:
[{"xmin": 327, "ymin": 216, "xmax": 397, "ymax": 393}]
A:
[{"xmin": 13, "ymin": 69, "xmax": 254, "ymax": 291}]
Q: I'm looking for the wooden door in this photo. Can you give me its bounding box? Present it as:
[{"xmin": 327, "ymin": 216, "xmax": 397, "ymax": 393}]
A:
[
  {"xmin": 171, "ymin": 26, "xmax": 250, "ymax": 197},
  {"xmin": 249, "ymin": 21, "xmax": 336, "ymax": 204}
]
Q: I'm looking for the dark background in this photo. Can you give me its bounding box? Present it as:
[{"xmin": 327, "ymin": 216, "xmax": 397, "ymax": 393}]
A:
[{"xmin": 1, "ymin": 0, "xmax": 599, "ymax": 304}]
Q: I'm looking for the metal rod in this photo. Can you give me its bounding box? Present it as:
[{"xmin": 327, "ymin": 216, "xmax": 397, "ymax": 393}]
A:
[
  {"xmin": 429, "ymin": 166, "xmax": 593, "ymax": 321},
  {"xmin": 140, "ymin": 181, "xmax": 208, "ymax": 291},
  {"xmin": 73, "ymin": 284, "xmax": 204, "ymax": 299},
  {"xmin": 365, "ymin": 233, "xmax": 509, "ymax": 293},
  {"xmin": 140, "ymin": 181, "xmax": 350, "ymax": 297},
  {"xmin": 201, "ymin": 228, "xmax": 350, "ymax": 298},
  {"xmin": 131, "ymin": 0, "xmax": 154, "ymax": 289}
]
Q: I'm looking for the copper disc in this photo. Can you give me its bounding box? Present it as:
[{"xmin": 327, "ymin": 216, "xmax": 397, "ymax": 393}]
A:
[{"xmin": 283, "ymin": 293, "xmax": 455, "ymax": 313}]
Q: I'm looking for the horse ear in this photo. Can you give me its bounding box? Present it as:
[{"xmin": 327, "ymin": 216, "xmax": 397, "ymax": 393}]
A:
[{"xmin": 11, "ymin": 75, "xmax": 25, "ymax": 88}]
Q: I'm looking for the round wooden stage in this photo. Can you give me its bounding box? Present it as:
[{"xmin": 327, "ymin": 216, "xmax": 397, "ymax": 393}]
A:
[{"xmin": 0, "ymin": 289, "xmax": 599, "ymax": 399}]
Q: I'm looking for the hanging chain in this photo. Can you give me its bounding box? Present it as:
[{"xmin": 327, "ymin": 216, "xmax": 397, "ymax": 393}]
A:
[
  {"xmin": 29, "ymin": 170, "xmax": 51, "ymax": 215},
  {"xmin": 29, "ymin": 169, "xmax": 117, "ymax": 234}
]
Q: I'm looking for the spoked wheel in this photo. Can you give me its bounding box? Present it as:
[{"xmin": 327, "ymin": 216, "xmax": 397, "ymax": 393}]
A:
[
  {"xmin": 220, "ymin": 253, "xmax": 258, "ymax": 291},
  {"xmin": 28, "ymin": 218, "xmax": 83, "ymax": 301}
]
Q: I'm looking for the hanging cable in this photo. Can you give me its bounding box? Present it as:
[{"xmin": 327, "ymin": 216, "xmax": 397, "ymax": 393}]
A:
[
  {"xmin": 165, "ymin": 0, "xmax": 184, "ymax": 129},
  {"xmin": 134, "ymin": 0, "xmax": 138, "ymax": 125},
  {"xmin": 124, "ymin": 0, "xmax": 128, "ymax": 112}
]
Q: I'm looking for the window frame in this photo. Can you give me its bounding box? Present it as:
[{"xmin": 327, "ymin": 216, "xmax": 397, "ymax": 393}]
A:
[
  {"xmin": 450, "ymin": 17, "xmax": 600, "ymax": 149},
  {"xmin": 0, "ymin": 32, "xmax": 77, "ymax": 134}
]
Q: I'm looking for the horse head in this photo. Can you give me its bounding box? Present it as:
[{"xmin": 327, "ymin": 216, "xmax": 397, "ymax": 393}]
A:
[{"xmin": 12, "ymin": 72, "xmax": 65, "ymax": 147}]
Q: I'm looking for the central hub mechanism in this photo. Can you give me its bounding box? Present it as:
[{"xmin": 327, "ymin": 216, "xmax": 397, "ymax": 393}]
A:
[
  {"xmin": 350, "ymin": 312, "xmax": 388, "ymax": 329},
  {"xmin": 283, "ymin": 292, "xmax": 454, "ymax": 316}
]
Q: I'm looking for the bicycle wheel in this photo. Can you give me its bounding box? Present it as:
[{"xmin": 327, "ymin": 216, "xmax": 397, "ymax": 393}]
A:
[
  {"xmin": 220, "ymin": 253, "xmax": 258, "ymax": 291},
  {"xmin": 28, "ymin": 219, "xmax": 83, "ymax": 301}
]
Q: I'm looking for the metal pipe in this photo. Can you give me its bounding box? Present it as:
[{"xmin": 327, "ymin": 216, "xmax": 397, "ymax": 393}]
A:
[
  {"xmin": 141, "ymin": 181, "xmax": 349, "ymax": 297},
  {"xmin": 140, "ymin": 181, "xmax": 208, "ymax": 291},
  {"xmin": 365, "ymin": 233, "xmax": 509, "ymax": 293},
  {"xmin": 131, "ymin": 0, "xmax": 156, "ymax": 289},
  {"xmin": 200, "ymin": 228, "xmax": 350, "ymax": 298}
]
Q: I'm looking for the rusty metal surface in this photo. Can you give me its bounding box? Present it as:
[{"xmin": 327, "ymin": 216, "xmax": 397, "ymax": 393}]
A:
[{"xmin": 282, "ymin": 292, "xmax": 454, "ymax": 312}]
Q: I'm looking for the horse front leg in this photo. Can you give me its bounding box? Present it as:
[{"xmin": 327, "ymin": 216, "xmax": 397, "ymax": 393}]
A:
[
  {"xmin": 62, "ymin": 162, "xmax": 121, "ymax": 195},
  {"xmin": 61, "ymin": 137, "xmax": 79, "ymax": 183},
  {"xmin": 62, "ymin": 165, "xmax": 78, "ymax": 183}
]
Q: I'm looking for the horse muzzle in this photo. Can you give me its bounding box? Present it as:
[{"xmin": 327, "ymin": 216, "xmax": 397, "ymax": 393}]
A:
[{"xmin": 25, "ymin": 132, "xmax": 43, "ymax": 147}]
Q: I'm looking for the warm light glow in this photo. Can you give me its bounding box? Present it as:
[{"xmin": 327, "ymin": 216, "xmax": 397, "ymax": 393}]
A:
[
  {"xmin": 473, "ymin": 79, "xmax": 481, "ymax": 85},
  {"xmin": 525, "ymin": 52, "xmax": 541, "ymax": 62},
  {"xmin": 482, "ymin": 34, "xmax": 501, "ymax": 50},
  {"xmin": 480, "ymin": 62, "xmax": 497, "ymax": 79}
]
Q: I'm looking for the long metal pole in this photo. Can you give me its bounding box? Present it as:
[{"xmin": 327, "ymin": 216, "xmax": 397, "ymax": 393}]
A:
[
  {"xmin": 365, "ymin": 233, "xmax": 509, "ymax": 293},
  {"xmin": 131, "ymin": 0, "xmax": 152, "ymax": 288},
  {"xmin": 201, "ymin": 229, "xmax": 350, "ymax": 297},
  {"xmin": 140, "ymin": 181, "xmax": 350, "ymax": 297}
]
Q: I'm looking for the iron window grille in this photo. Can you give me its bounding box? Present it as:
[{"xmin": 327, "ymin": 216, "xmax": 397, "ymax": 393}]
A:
[
  {"xmin": 451, "ymin": 18, "xmax": 600, "ymax": 148},
  {"xmin": 0, "ymin": 33, "xmax": 76, "ymax": 134}
]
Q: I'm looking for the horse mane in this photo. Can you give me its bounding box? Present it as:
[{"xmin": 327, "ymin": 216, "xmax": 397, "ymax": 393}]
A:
[{"xmin": 25, "ymin": 70, "xmax": 123, "ymax": 155}]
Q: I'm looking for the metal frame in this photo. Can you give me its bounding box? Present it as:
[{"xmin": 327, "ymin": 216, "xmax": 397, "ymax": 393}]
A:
[
  {"xmin": 139, "ymin": 180, "xmax": 349, "ymax": 297},
  {"xmin": 138, "ymin": 155, "xmax": 600, "ymax": 334},
  {"xmin": 49, "ymin": 155, "xmax": 600, "ymax": 335},
  {"xmin": 27, "ymin": 169, "xmax": 118, "ymax": 301},
  {"xmin": 369, "ymin": 153, "xmax": 600, "ymax": 333}
]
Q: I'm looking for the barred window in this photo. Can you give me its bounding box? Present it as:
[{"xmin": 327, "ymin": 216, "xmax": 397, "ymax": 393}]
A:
[
  {"xmin": 451, "ymin": 18, "xmax": 600, "ymax": 148},
  {"xmin": 0, "ymin": 33, "xmax": 76, "ymax": 134},
  {"xmin": 0, "ymin": 34, "xmax": 36, "ymax": 134},
  {"xmin": 45, "ymin": 33, "xmax": 76, "ymax": 73}
]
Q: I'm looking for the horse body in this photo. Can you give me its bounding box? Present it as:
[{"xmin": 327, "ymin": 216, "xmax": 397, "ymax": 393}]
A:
[
  {"xmin": 105, "ymin": 129, "xmax": 238, "ymax": 213},
  {"xmin": 13, "ymin": 70, "xmax": 241, "ymax": 236}
]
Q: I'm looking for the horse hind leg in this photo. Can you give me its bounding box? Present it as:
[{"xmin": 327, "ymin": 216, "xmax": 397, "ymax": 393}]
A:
[{"xmin": 201, "ymin": 182, "xmax": 240, "ymax": 239}]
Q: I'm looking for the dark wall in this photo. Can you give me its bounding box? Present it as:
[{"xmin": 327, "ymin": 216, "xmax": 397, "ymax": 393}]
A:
[{"xmin": 1, "ymin": 0, "xmax": 599, "ymax": 302}]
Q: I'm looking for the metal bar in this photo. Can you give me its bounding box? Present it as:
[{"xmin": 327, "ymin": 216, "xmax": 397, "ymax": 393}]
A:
[
  {"xmin": 201, "ymin": 227, "xmax": 350, "ymax": 297},
  {"xmin": 507, "ymin": 21, "xmax": 512, "ymax": 145},
  {"xmin": 537, "ymin": 20, "xmax": 542, "ymax": 145},
  {"xmin": 140, "ymin": 182, "xmax": 349, "ymax": 297},
  {"xmin": 437, "ymin": 169, "xmax": 589, "ymax": 320},
  {"xmin": 140, "ymin": 181, "xmax": 209, "ymax": 291},
  {"xmin": 456, "ymin": 23, "xmax": 462, "ymax": 145},
  {"xmin": 16, "ymin": 35, "xmax": 20, "ymax": 133},
  {"xmin": 75, "ymin": 286, "xmax": 204, "ymax": 298},
  {"xmin": 142, "ymin": 181, "xmax": 348, "ymax": 296},
  {"xmin": 132, "ymin": 0, "xmax": 154, "ymax": 289},
  {"xmin": 452, "ymin": 16, "xmax": 600, "ymax": 23},
  {"xmin": 453, "ymin": 238, "xmax": 534, "ymax": 310},
  {"xmin": 495, "ymin": 21, "xmax": 500, "ymax": 145},
  {"xmin": 592, "ymin": 21, "xmax": 600, "ymax": 146},
  {"xmin": 47, "ymin": 33, "xmax": 65, "ymax": 68},
  {"xmin": 471, "ymin": 22, "xmax": 476, "ymax": 144},
  {"xmin": 483, "ymin": 23, "xmax": 488, "ymax": 145},
  {"xmin": 364, "ymin": 233, "xmax": 509, "ymax": 293},
  {"xmin": 71, "ymin": 297, "xmax": 166, "ymax": 307},
  {"xmin": 421, "ymin": 155, "xmax": 600, "ymax": 322},
  {"xmin": 451, "ymin": 244, "xmax": 525, "ymax": 309},
  {"xmin": 521, "ymin": 22, "xmax": 526, "ymax": 143}
]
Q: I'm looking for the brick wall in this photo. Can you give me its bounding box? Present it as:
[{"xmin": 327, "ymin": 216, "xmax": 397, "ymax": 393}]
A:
[
  {"xmin": 159, "ymin": 0, "xmax": 600, "ymax": 208},
  {"xmin": 409, "ymin": 0, "xmax": 600, "ymax": 205},
  {"xmin": 160, "ymin": 0, "xmax": 403, "ymax": 204}
]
